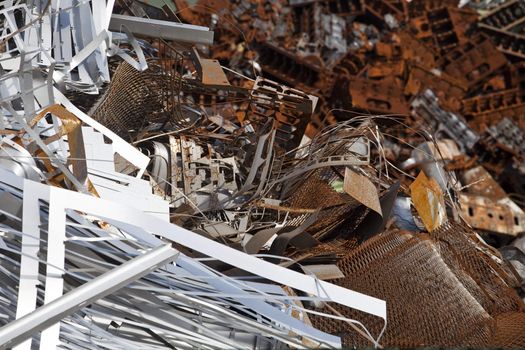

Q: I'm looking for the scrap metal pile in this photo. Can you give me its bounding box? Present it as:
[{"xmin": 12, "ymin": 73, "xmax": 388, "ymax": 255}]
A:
[{"xmin": 1, "ymin": 0, "xmax": 525, "ymax": 348}]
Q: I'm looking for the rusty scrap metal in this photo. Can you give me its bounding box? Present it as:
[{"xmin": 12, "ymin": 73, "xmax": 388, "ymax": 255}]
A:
[
  {"xmin": 479, "ymin": 0, "xmax": 525, "ymax": 29},
  {"xmin": 459, "ymin": 193, "xmax": 525, "ymax": 236},
  {"xmin": 405, "ymin": 66, "xmax": 467, "ymax": 112},
  {"xmin": 437, "ymin": 33, "xmax": 508, "ymax": 89},
  {"xmin": 4, "ymin": 0, "xmax": 525, "ymax": 348},
  {"xmin": 412, "ymin": 89, "xmax": 479, "ymax": 150},
  {"xmin": 479, "ymin": 23, "xmax": 525, "ymax": 59},
  {"xmin": 348, "ymin": 76, "xmax": 409, "ymax": 115},
  {"xmin": 409, "ymin": 7, "xmax": 477, "ymax": 54}
]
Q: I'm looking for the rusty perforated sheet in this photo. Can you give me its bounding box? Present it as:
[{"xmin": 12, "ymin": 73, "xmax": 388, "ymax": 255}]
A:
[{"xmin": 459, "ymin": 193, "xmax": 517, "ymax": 236}]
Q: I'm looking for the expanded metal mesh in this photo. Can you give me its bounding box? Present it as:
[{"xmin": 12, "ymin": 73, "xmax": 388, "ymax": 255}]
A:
[
  {"xmin": 309, "ymin": 223, "xmax": 525, "ymax": 348},
  {"xmin": 92, "ymin": 62, "xmax": 172, "ymax": 140},
  {"xmin": 492, "ymin": 312, "xmax": 525, "ymax": 347},
  {"xmin": 285, "ymin": 168, "xmax": 360, "ymax": 241},
  {"xmin": 431, "ymin": 223, "xmax": 524, "ymax": 316},
  {"xmin": 92, "ymin": 41, "xmax": 185, "ymax": 141}
]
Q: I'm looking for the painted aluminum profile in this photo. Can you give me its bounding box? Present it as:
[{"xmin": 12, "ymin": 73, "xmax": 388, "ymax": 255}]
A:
[{"xmin": 109, "ymin": 14, "xmax": 214, "ymax": 45}]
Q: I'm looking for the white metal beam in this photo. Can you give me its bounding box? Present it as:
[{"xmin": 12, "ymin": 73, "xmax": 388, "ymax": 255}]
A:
[{"xmin": 109, "ymin": 14, "xmax": 214, "ymax": 45}]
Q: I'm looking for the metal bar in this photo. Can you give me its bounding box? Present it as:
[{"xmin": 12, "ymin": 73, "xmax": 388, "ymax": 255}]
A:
[
  {"xmin": 108, "ymin": 14, "xmax": 214, "ymax": 45},
  {"xmin": 0, "ymin": 244, "xmax": 179, "ymax": 349}
]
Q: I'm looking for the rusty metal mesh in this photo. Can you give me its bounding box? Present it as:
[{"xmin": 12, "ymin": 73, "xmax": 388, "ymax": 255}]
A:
[
  {"xmin": 309, "ymin": 223, "xmax": 525, "ymax": 348},
  {"xmin": 430, "ymin": 223, "xmax": 524, "ymax": 316},
  {"xmin": 492, "ymin": 312, "xmax": 525, "ymax": 347},
  {"xmin": 92, "ymin": 41, "xmax": 186, "ymax": 141},
  {"xmin": 286, "ymin": 169, "xmax": 346, "ymax": 210},
  {"xmin": 91, "ymin": 62, "xmax": 171, "ymax": 140},
  {"xmin": 285, "ymin": 168, "xmax": 361, "ymax": 241}
]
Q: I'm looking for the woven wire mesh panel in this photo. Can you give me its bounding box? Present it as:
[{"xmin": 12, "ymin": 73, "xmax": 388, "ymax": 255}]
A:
[
  {"xmin": 300, "ymin": 238, "xmax": 360, "ymax": 257},
  {"xmin": 91, "ymin": 58, "xmax": 180, "ymax": 141},
  {"xmin": 288, "ymin": 238, "xmax": 361, "ymax": 265},
  {"xmin": 309, "ymin": 229, "xmax": 519, "ymax": 348}
]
